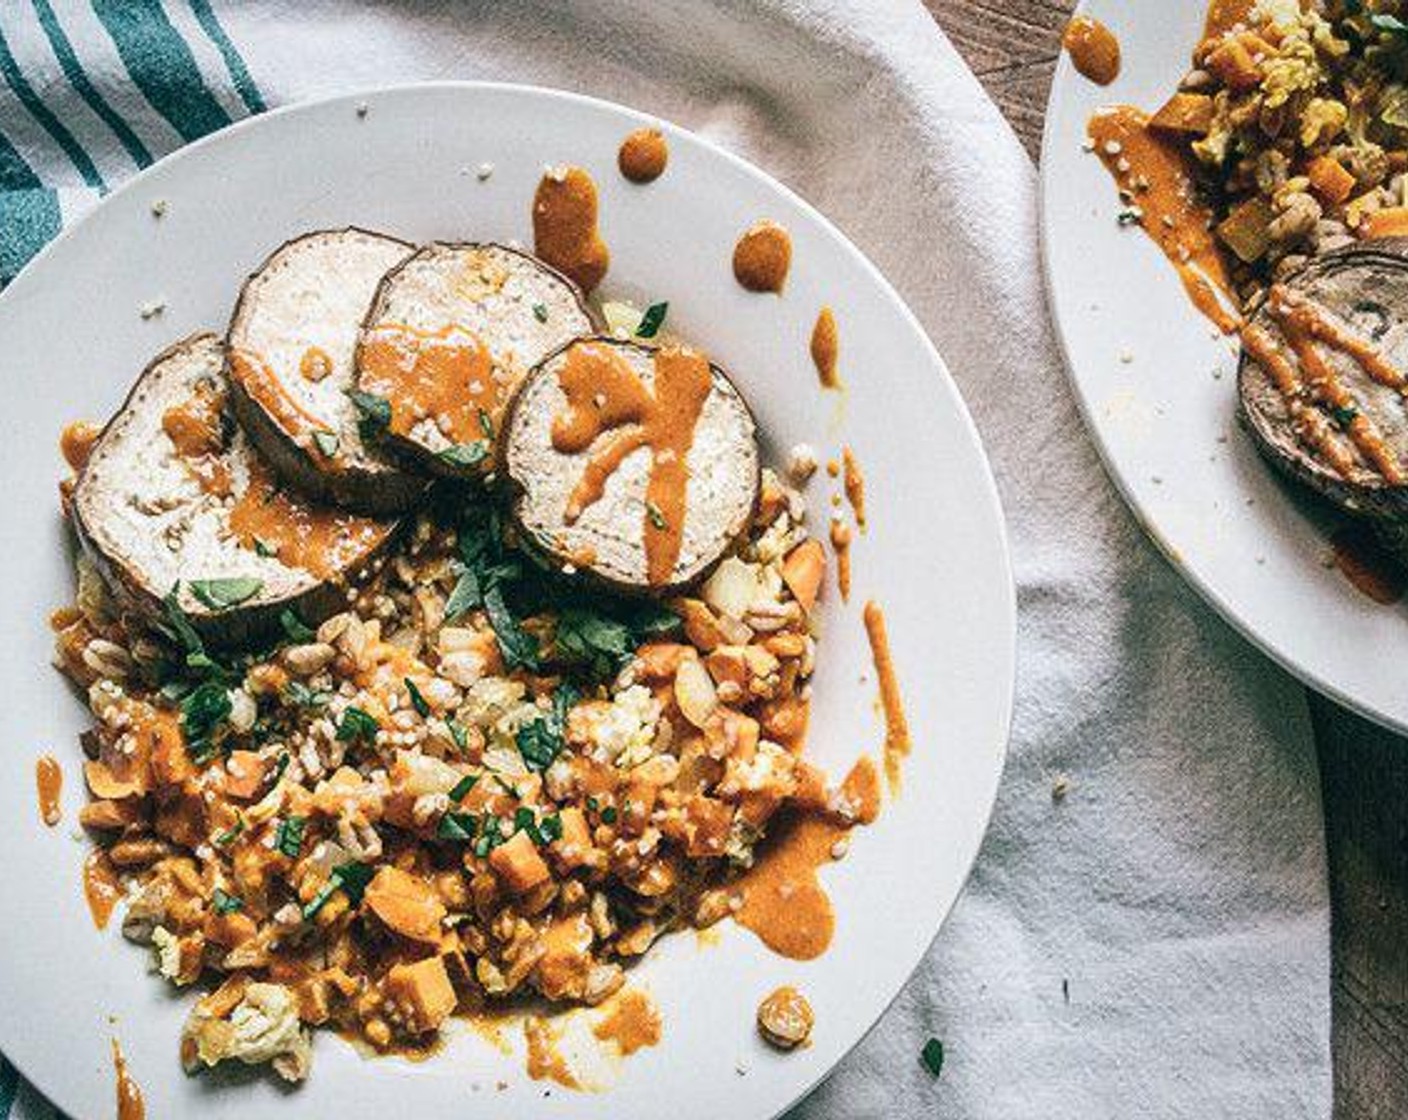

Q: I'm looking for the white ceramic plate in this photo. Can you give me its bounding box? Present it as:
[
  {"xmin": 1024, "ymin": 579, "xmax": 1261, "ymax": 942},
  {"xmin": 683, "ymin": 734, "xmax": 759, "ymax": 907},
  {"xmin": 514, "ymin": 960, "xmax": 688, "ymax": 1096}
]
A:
[
  {"xmin": 1043, "ymin": 3, "xmax": 1408, "ymax": 732},
  {"xmin": 0, "ymin": 83, "xmax": 1013, "ymax": 1120}
]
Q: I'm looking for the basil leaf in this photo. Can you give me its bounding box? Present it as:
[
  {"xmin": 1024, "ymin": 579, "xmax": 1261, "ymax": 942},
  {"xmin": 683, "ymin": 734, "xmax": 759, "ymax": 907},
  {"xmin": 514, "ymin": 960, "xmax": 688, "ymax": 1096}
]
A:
[
  {"xmin": 348, "ymin": 390, "xmax": 391, "ymax": 441},
  {"xmin": 484, "ymin": 584, "xmax": 539, "ymax": 670},
  {"xmin": 190, "ymin": 577, "xmax": 263, "ymax": 611},
  {"xmin": 448, "ymin": 774, "xmax": 477, "ymax": 802},
  {"xmin": 635, "ymin": 300, "xmax": 668, "ymax": 338},
  {"xmin": 182, "ymin": 682, "xmax": 232, "ymax": 764},
  {"xmin": 438, "ymin": 440, "xmax": 490, "ymax": 470},
  {"xmin": 920, "ymin": 1038, "xmax": 945, "ymax": 1078},
  {"xmin": 443, "ymin": 567, "xmax": 483, "ymax": 621},
  {"xmin": 275, "ymin": 815, "xmax": 306, "ymax": 859},
  {"xmin": 336, "ymin": 706, "xmax": 380, "ymax": 742},
  {"xmin": 404, "ymin": 677, "xmax": 430, "ymax": 717},
  {"xmin": 279, "ymin": 608, "xmax": 316, "ymax": 643},
  {"xmin": 212, "ymin": 887, "xmax": 244, "ymax": 915},
  {"xmin": 436, "ymin": 811, "xmax": 478, "ymax": 841},
  {"xmin": 313, "ymin": 430, "xmax": 339, "ymax": 457}
]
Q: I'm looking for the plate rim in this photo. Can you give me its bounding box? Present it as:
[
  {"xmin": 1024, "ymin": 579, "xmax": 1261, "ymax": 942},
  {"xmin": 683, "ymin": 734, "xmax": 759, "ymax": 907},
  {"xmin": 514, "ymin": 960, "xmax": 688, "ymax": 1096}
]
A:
[
  {"xmin": 1038, "ymin": 7, "xmax": 1408, "ymax": 736},
  {"xmin": 0, "ymin": 79, "xmax": 1017, "ymax": 1118}
]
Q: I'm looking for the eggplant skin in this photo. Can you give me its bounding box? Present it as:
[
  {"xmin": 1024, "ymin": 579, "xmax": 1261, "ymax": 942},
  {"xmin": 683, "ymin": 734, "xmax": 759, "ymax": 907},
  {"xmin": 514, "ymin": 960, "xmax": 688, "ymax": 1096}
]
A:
[
  {"xmin": 71, "ymin": 332, "xmax": 401, "ymax": 651},
  {"xmin": 224, "ymin": 227, "xmax": 427, "ymax": 516},
  {"xmin": 1238, "ymin": 238, "xmax": 1408, "ymax": 530},
  {"xmin": 499, "ymin": 335, "xmax": 761, "ymax": 598}
]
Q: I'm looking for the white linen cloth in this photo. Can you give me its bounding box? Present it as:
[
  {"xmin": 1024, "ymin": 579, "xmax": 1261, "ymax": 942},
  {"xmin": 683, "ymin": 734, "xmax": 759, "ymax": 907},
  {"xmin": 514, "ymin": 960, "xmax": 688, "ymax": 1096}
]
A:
[{"xmin": 0, "ymin": 2, "xmax": 1331, "ymax": 1117}]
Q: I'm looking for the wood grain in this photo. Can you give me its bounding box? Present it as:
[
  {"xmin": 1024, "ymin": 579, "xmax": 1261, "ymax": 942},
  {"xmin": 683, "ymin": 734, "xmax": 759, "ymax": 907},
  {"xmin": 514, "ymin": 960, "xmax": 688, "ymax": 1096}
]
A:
[{"xmin": 922, "ymin": 2, "xmax": 1408, "ymax": 1117}]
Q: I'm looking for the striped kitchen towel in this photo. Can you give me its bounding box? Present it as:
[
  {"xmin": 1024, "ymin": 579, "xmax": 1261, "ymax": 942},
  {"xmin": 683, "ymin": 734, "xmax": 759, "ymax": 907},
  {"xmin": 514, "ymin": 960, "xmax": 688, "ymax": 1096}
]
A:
[{"xmin": 0, "ymin": 0, "xmax": 262, "ymax": 286}]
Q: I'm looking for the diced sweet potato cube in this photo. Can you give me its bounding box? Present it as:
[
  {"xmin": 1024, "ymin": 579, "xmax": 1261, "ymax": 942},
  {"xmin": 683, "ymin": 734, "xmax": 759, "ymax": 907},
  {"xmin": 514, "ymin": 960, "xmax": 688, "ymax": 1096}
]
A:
[
  {"xmin": 78, "ymin": 797, "xmax": 145, "ymax": 830},
  {"xmin": 683, "ymin": 795, "xmax": 733, "ymax": 857},
  {"xmin": 535, "ymin": 912, "xmax": 594, "ymax": 1000},
  {"xmin": 759, "ymin": 695, "xmax": 810, "ymax": 749},
  {"xmin": 1205, "ymin": 37, "xmax": 1261, "ymax": 90},
  {"xmin": 550, "ymin": 806, "xmax": 595, "ymax": 870},
  {"xmin": 383, "ymin": 956, "xmax": 456, "ymax": 1033},
  {"xmin": 203, "ymin": 909, "xmax": 257, "ymax": 947},
  {"xmin": 673, "ymin": 598, "xmax": 730, "ymax": 652},
  {"xmin": 488, "ymin": 830, "xmax": 551, "ymax": 893},
  {"xmin": 364, "ymin": 866, "xmax": 446, "ymax": 944},
  {"xmin": 222, "ymin": 751, "xmax": 266, "ymax": 800},
  {"xmin": 1149, "ymin": 92, "xmax": 1214, "ymax": 136},
  {"xmin": 705, "ymin": 646, "xmax": 749, "ymax": 689},
  {"xmin": 1306, "ymin": 156, "xmax": 1355, "ymax": 206},
  {"xmin": 1217, "ymin": 196, "xmax": 1276, "ymax": 264},
  {"xmin": 634, "ymin": 642, "xmax": 692, "ymax": 681},
  {"xmin": 781, "ymin": 539, "xmax": 826, "ymax": 613},
  {"xmin": 1361, "ymin": 207, "xmax": 1408, "ymax": 239}
]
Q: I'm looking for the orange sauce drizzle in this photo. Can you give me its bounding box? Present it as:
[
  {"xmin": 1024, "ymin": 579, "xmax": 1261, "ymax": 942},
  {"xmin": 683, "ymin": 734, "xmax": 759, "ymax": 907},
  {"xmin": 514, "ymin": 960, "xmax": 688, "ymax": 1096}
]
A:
[
  {"xmin": 1269, "ymin": 287, "xmax": 1406, "ymax": 390},
  {"xmin": 592, "ymin": 989, "xmax": 662, "ymax": 1055},
  {"xmin": 735, "ymin": 757, "xmax": 879, "ymax": 960},
  {"xmin": 811, "ymin": 307, "xmax": 841, "ymax": 389},
  {"xmin": 551, "ymin": 342, "xmax": 713, "ymax": 585},
  {"xmin": 533, "ymin": 166, "xmax": 609, "ymax": 294},
  {"xmin": 60, "ymin": 420, "xmax": 101, "ymax": 472},
  {"xmin": 35, "ymin": 755, "xmax": 62, "ymax": 826},
  {"xmin": 228, "ymin": 350, "xmax": 335, "ymax": 453},
  {"xmin": 524, "ymin": 1016, "xmax": 582, "ymax": 1090},
  {"xmin": 1331, "ymin": 523, "xmax": 1408, "ymax": 605},
  {"xmin": 84, "ymin": 849, "xmax": 122, "ymax": 930},
  {"xmin": 229, "ymin": 459, "xmax": 388, "ymax": 579},
  {"xmin": 1086, "ymin": 106, "xmax": 1240, "ymax": 335},
  {"xmin": 842, "ymin": 447, "xmax": 867, "ymax": 530},
  {"xmin": 1268, "ymin": 295, "xmax": 1406, "ymax": 485},
  {"xmin": 618, "ymin": 128, "xmax": 669, "ymax": 184},
  {"xmin": 299, "ymin": 346, "xmax": 333, "ymax": 382},
  {"xmin": 830, "ymin": 520, "xmax": 852, "ymax": 602},
  {"xmin": 358, "ymin": 323, "xmax": 498, "ymax": 447},
  {"xmin": 112, "ymin": 1039, "xmax": 145, "ymax": 1120},
  {"xmin": 162, "ymin": 382, "xmax": 232, "ymax": 496},
  {"xmin": 1063, "ymin": 15, "xmax": 1121, "ymax": 85},
  {"xmin": 863, "ymin": 601, "xmax": 911, "ymax": 793},
  {"xmin": 733, "ymin": 220, "xmax": 791, "ymax": 293}
]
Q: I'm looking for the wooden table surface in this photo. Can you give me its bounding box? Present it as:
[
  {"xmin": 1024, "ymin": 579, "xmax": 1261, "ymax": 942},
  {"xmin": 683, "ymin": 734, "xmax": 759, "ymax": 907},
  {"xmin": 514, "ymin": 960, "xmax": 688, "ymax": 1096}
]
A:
[{"xmin": 922, "ymin": 2, "xmax": 1408, "ymax": 1116}]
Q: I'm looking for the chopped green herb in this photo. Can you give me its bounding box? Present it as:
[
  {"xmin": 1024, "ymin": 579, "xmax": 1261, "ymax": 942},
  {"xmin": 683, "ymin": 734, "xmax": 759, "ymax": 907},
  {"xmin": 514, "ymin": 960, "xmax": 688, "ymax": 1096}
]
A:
[
  {"xmin": 920, "ymin": 1038, "xmax": 945, "ymax": 1078},
  {"xmin": 182, "ymin": 682, "xmax": 232, "ymax": 765},
  {"xmin": 473, "ymin": 816, "xmax": 504, "ymax": 857},
  {"xmin": 190, "ymin": 577, "xmax": 263, "ymax": 611},
  {"xmin": 478, "ymin": 407, "xmax": 495, "ymax": 438},
  {"xmin": 284, "ymin": 680, "xmax": 332, "ymax": 708},
  {"xmin": 514, "ymin": 806, "xmax": 538, "ymax": 834},
  {"xmin": 447, "ymin": 719, "xmax": 470, "ymax": 753},
  {"xmin": 269, "ymin": 752, "xmax": 292, "ymax": 786},
  {"xmin": 253, "ymin": 538, "xmax": 276, "ymax": 559},
  {"xmin": 516, "ymin": 683, "xmax": 579, "ymax": 772},
  {"xmin": 437, "ymin": 811, "xmax": 479, "ymax": 841},
  {"xmin": 404, "ymin": 677, "xmax": 431, "ymax": 717},
  {"xmin": 492, "ymin": 775, "xmax": 520, "ymax": 799},
  {"xmin": 279, "ymin": 608, "xmax": 316, "ymax": 643},
  {"xmin": 532, "ymin": 302, "xmax": 549, "ymax": 323},
  {"xmin": 348, "ymin": 390, "xmax": 392, "ymax": 441},
  {"xmin": 438, "ymin": 440, "xmax": 490, "ymax": 470},
  {"xmin": 302, "ymin": 860, "xmax": 375, "ymax": 920},
  {"xmin": 212, "ymin": 887, "xmax": 244, "ymax": 915},
  {"xmin": 1372, "ymin": 12, "xmax": 1408, "ymax": 35},
  {"xmin": 1333, "ymin": 404, "xmax": 1359, "ymax": 428},
  {"xmin": 600, "ymin": 805, "xmax": 618, "ymax": 825},
  {"xmin": 635, "ymin": 300, "xmax": 668, "ymax": 339},
  {"xmin": 538, "ymin": 813, "xmax": 563, "ymax": 843},
  {"xmin": 443, "ymin": 567, "xmax": 482, "ymax": 621},
  {"xmin": 313, "ymin": 430, "xmax": 340, "ymax": 458},
  {"xmin": 587, "ymin": 796, "xmax": 600, "ymax": 813},
  {"xmin": 336, "ymin": 706, "xmax": 380, "ymax": 742},
  {"xmin": 448, "ymin": 774, "xmax": 477, "ymax": 802},
  {"xmin": 275, "ymin": 815, "xmax": 306, "ymax": 859},
  {"xmin": 645, "ymin": 501, "xmax": 668, "ymax": 531},
  {"xmin": 159, "ymin": 584, "xmax": 223, "ymax": 677},
  {"xmin": 214, "ymin": 816, "xmax": 245, "ymax": 846},
  {"xmin": 485, "ymin": 584, "xmax": 540, "ymax": 670}
]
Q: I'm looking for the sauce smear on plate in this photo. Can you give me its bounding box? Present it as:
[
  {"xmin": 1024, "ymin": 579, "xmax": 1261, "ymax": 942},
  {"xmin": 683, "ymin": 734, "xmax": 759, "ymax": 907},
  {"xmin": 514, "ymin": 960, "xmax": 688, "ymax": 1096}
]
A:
[
  {"xmin": 593, "ymin": 989, "xmax": 662, "ymax": 1055},
  {"xmin": 84, "ymin": 849, "xmax": 122, "ymax": 929},
  {"xmin": 533, "ymin": 166, "xmax": 610, "ymax": 293},
  {"xmin": 1063, "ymin": 15, "xmax": 1121, "ymax": 86},
  {"xmin": 863, "ymin": 601, "xmax": 912, "ymax": 793},
  {"xmin": 811, "ymin": 307, "xmax": 842, "ymax": 389},
  {"xmin": 112, "ymin": 1039, "xmax": 145, "ymax": 1120},
  {"xmin": 35, "ymin": 755, "xmax": 62, "ymax": 826}
]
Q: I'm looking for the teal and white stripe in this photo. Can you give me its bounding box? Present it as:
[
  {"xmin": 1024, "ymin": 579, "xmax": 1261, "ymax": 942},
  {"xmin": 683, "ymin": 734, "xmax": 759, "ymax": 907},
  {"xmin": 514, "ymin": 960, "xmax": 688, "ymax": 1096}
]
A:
[
  {"xmin": 0, "ymin": 0, "xmax": 264, "ymax": 286},
  {"xmin": 0, "ymin": 3, "xmax": 263, "ymax": 1111}
]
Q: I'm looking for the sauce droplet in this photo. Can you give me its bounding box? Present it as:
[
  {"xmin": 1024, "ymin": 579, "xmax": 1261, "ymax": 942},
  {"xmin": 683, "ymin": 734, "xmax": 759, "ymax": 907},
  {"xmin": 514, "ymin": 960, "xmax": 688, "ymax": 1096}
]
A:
[
  {"xmin": 863, "ymin": 602, "xmax": 911, "ymax": 794},
  {"xmin": 618, "ymin": 127, "xmax": 669, "ymax": 184},
  {"xmin": 811, "ymin": 307, "xmax": 841, "ymax": 389},
  {"xmin": 830, "ymin": 520, "xmax": 852, "ymax": 602},
  {"xmin": 732, "ymin": 220, "xmax": 791, "ymax": 293},
  {"xmin": 60, "ymin": 420, "xmax": 101, "ymax": 472},
  {"xmin": 112, "ymin": 1039, "xmax": 146, "ymax": 1120},
  {"xmin": 842, "ymin": 447, "xmax": 867, "ymax": 531},
  {"xmin": 533, "ymin": 166, "xmax": 610, "ymax": 294},
  {"xmin": 1062, "ymin": 15, "xmax": 1121, "ymax": 86},
  {"xmin": 35, "ymin": 755, "xmax": 62, "ymax": 826},
  {"xmin": 524, "ymin": 1016, "xmax": 582, "ymax": 1090}
]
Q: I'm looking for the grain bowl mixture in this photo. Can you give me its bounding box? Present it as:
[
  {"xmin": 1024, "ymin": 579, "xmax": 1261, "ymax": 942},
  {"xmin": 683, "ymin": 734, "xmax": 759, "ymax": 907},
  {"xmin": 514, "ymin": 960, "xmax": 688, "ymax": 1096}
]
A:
[{"xmin": 52, "ymin": 462, "xmax": 841, "ymax": 1081}]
